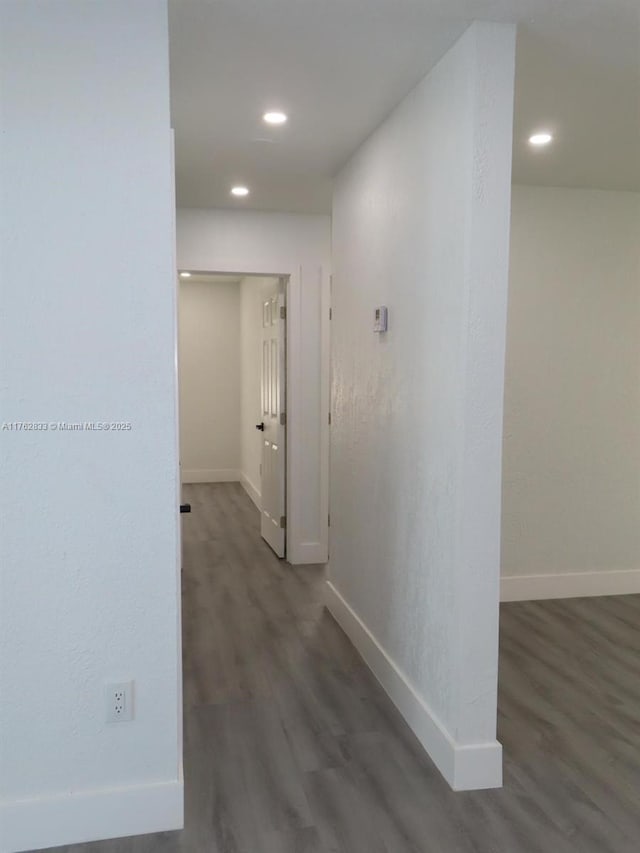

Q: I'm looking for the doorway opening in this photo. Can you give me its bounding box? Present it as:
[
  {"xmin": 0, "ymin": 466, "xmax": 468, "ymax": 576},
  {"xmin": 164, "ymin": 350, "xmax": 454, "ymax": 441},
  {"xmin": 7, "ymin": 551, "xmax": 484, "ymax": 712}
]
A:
[{"xmin": 178, "ymin": 271, "xmax": 288, "ymax": 558}]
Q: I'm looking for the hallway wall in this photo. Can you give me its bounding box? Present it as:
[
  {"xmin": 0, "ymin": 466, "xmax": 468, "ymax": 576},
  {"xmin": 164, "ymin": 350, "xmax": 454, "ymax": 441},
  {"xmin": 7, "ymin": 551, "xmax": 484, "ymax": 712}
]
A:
[
  {"xmin": 328, "ymin": 22, "xmax": 516, "ymax": 791},
  {"xmin": 179, "ymin": 278, "xmax": 241, "ymax": 482},
  {"xmin": 502, "ymin": 185, "xmax": 640, "ymax": 601},
  {"xmin": 0, "ymin": 2, "xmax": 182, "ymax": 850}
]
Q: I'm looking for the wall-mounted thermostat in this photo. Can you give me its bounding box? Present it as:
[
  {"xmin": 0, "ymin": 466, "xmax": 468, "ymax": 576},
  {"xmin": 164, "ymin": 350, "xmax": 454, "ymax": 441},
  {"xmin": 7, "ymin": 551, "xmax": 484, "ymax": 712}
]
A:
[{"xmin": 374, "ymin": 306, "xmax": 388, "ymax": 333}]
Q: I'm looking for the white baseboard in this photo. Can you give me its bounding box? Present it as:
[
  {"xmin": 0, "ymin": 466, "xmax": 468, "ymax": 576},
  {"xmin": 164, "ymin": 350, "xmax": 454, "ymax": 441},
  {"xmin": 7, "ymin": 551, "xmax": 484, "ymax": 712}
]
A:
[
  {"xmin": 324, "ymin": 582, "xmax": 502, "ymax": 792},
  {"xmin": 240, "ymin": 473, "xmax": 261, "ymax": 510},
  {"xmin": 288, "ymin": 541, "xmax": 329, "ymax": 566},
  {"xmin": 500, "ymin": 569, "xmax": 640, "ymax": 602},
  {"xmin": 1, "ymin": 778, "xmax": 183, "ymax": 853},
  {"xmin": 181, "ymin": 468, "xmax": 239, "ymax": 484}
]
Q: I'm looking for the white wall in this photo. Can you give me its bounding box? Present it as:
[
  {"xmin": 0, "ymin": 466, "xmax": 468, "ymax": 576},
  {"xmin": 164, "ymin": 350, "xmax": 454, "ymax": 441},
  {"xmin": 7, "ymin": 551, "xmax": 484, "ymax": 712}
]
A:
[
  {"xmin": 502, "ymin": 186, "xmax": 640, "ymax": 601},
  {"xmin": 0, "ymin": 3, "xmax": 182, "ymax": 851},
  {"xmin": 176, "ymin": 210, "xmax": 331, "ymax": 564},
  {"xmin": 179, "ymin": 279, "xmax": 241, "ymax": 482},
  {"xmin": 328, "ymin": 22, "xmax": 515, "ymax": 791},
  {"xmin": 239, "ymin": 276, "xmax": 279, "ymax": 507}
]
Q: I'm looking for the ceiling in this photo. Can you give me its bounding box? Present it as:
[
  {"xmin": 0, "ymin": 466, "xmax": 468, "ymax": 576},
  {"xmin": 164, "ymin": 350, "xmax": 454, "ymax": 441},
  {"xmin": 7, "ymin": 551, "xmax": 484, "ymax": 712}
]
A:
[{"xmin": 169, "ymin": 0, "xmax": 640, "ymax": 214}]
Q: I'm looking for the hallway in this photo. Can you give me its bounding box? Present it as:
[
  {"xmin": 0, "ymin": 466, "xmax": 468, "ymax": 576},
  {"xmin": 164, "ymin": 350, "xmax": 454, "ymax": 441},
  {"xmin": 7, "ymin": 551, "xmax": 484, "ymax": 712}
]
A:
[{"xmin": 37, "ymin": 484, "xmax": 640, "ymax": 853}]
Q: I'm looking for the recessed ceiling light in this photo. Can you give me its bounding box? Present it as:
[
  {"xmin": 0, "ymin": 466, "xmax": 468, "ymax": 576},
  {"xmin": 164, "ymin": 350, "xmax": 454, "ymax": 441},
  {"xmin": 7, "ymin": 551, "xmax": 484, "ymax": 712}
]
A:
[
  {"xmin": 529, "ymin": 132, "xmax": 553, "ymax": 146},
  {"xmin": 263, "ymin": 111, "xmax": 287, "ymax": 125},
  {"xmin": 179, "ymin": 271, "xmax": 191, "ymax": 278},
  {"xmin": 231, "ymin": 185, "xmax": 250, "ymax": 197}
]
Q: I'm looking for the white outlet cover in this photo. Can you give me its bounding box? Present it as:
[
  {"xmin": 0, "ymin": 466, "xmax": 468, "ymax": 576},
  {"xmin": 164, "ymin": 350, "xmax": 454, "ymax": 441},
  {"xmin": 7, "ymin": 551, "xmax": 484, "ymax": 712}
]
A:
[{"xmin": 106, "ymin": 681, "xmax": 134, "ymax": 723}]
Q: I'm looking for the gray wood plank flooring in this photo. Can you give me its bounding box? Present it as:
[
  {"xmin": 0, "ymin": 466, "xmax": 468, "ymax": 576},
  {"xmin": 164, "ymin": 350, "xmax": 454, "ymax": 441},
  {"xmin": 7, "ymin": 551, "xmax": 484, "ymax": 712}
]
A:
[{"xmin": 31, "ymin": 483, "xmax": 640, "ymax": 852}]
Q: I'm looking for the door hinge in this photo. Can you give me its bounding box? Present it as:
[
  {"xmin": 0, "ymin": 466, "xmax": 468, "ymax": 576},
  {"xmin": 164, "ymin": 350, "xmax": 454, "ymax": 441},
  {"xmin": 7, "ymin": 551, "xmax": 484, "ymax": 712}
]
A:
[
  {"xmin": 329, "ymin": 307, "xmax": 332, "ymax": 320},
  {"xmin": 280, "ymin": 306, "xmax": 286, "ymax": 320},
  {"xmin": 328, "ymin": 514, "xmax": 331, "ymax": 527},
  {"xmin": 328, "ymin": 412, "xmax": 331, "ymax": 425},
  {"xmin": 280, "ymin": 412, "xmax": 286, "ymax": 426},
  {"xmin": 280, "ymin": 515, "xmax": 286, "ymax": 529}
]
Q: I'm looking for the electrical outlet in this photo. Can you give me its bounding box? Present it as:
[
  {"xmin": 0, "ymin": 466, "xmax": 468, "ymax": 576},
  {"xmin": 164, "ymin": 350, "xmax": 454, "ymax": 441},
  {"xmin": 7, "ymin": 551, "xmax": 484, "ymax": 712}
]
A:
[{"xmin": 106, "ymin": 681, "xmax": 134, "ymax": 723}]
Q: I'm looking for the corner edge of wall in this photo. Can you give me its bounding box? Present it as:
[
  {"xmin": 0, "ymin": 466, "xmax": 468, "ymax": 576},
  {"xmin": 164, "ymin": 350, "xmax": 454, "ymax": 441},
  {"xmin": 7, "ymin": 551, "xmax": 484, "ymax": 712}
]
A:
[{"xmin": 324, "ymin": 581, "xmax": 502, "ymax": 792}]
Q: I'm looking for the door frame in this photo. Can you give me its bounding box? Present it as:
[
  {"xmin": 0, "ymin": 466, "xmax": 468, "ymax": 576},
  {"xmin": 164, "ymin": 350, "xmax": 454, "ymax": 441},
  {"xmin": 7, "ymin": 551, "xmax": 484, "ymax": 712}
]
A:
[{"xmin": 177, "ymin": 263, "xmax": 330, "ymax": 565}]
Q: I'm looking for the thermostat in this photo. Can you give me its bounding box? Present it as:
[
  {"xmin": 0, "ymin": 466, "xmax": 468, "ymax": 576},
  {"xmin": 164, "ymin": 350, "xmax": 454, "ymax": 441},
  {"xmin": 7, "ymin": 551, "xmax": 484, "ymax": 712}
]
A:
[{"xmin": 374, "ymin": 306, "xmax": 388, "ymax": 332}]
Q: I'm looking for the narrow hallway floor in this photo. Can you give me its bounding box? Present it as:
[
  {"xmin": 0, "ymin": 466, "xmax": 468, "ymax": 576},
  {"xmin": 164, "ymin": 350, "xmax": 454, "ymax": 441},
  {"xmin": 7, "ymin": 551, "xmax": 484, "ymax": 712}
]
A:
[{"xmin": 33, "ymin": 483, "xmax": 640, "ymax": 852}]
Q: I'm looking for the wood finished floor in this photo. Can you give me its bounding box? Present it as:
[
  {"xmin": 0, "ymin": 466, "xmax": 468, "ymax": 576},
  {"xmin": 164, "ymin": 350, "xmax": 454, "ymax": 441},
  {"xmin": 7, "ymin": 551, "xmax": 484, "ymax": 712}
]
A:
[{"xmin": 34, "ymin": 483, "xmax": 640, "ymax": 852}]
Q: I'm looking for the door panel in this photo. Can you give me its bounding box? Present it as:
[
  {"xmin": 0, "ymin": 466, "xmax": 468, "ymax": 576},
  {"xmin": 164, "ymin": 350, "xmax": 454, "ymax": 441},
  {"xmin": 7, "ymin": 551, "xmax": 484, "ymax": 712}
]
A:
[{"xmin": 260, "ymin": 282, "xmax": 286, "ymax": 557}]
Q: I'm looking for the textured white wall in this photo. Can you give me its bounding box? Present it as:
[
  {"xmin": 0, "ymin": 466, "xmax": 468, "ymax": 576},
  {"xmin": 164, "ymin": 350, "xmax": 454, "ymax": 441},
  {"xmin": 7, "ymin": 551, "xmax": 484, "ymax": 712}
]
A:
[
  {"xmin": 502, "ymin": 186, "xmax": 640, "ymax": 593},
  {"xmin": 176, "ymin": 210, "xmax": 331, "ymax": 564},
  {"xmin": 178, "ymin": 279, "xmax": 241, "ymax": 482},
  {"xmin": 0, "ymin": 2, "xmax": 182, "ymax": 850},
  {"xmin": 239, "ymin": 277, "xmax": 279, "ymax": 505},
  {"xmin": 328, "ymin": 22, "xmax": 515, "ymax": 790}
]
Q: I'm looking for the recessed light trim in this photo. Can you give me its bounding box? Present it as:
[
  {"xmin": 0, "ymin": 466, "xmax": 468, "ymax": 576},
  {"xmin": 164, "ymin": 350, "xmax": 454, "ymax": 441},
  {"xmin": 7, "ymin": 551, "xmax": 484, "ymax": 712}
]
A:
[
  {"xmin": 529, "ymin": 131, "xmax": 553, "ymax": 146},
  {"xmin": 179, "ymin": 271, "xmax": 191, "ymax": 278},
  {"xmin": 231, "ymin": 185, "xmax": 250, "ymax": 197},
  {"xmin": 263, "ymin": 111, "xmax": 288, "ymax": 125}
]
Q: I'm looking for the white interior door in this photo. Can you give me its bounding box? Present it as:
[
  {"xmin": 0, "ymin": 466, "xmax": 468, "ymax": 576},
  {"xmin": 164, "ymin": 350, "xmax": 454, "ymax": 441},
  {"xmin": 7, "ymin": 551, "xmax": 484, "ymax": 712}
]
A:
[{"xmin": 258, "ymin": 282, "xmax": 286, "ymax": 557}]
